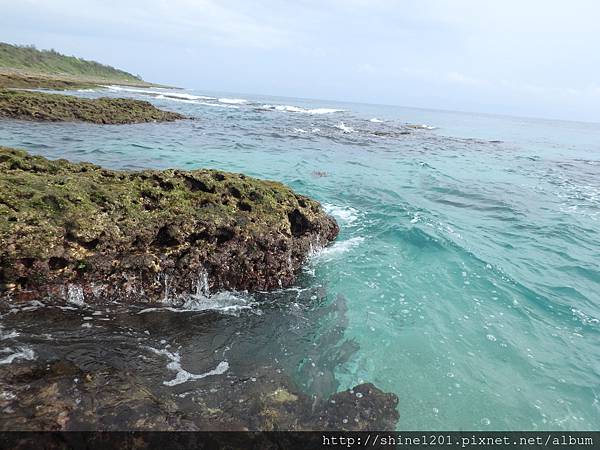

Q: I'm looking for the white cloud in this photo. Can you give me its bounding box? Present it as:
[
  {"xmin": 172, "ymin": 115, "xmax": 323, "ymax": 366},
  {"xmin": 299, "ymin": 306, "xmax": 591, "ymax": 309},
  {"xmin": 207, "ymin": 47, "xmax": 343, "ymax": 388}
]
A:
[
  {"xmin": 1, "ymin": 0, "xmax": 292, "ymax": 49},
  {"xmin": 1, "ymin": 0, "xmax": 599, "ymax": 120}
]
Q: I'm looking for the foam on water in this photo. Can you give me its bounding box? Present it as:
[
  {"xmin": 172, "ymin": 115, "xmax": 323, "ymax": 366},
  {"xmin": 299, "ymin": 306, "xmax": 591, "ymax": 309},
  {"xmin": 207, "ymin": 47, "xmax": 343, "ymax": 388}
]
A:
[
  {"xmin": 0, "ymin": 346, "xmax": 35, "ymax": 365},
  {"xmin": 323, "ymin": 203, "xmax": 361, "ymax": 226},
  {"xmin": 199, "ymin": 101, "xmax": 239, "ymax": 109},
  {"xmin": 67, "ymin": 284, "xmax": 85, "ymax": 306},
  {"xmin": 165, "ymin": 93, "xmax": 215, "ymax": 101},
  {"xmin": 334, "ymin": 122, "xmax": 355, "ymax": 133},
  {"xmin": 145, "ymin": 292, "xmax": 258, "ymax": 315},
  {"xmin": 155, "ymin": 94, "xmax": 198, "ymax": 104},
  {"xmin": 147, "ymin": 347, "xmax": 229, "ymax": 386},
  {"xmin": 218, "ymin": 98, "xmax": 247, "ymax": 104},
  {"xmin": 0, "ymin": 325, "xmax": 19, "ymax": 340},
  {"xmin": 140, "ymin": 271, "xmax": 258, "ymax": 315},
  {"xmin": 262, "ymin": 104, "xmax": 343, "ymax": 114},
  {"xmin": 105, "ymin": 85, "xmax": 216, "ymax": 101},
  {"xmin": 310, "ymin": 237, "xmax": 365, "ymax": 262}
]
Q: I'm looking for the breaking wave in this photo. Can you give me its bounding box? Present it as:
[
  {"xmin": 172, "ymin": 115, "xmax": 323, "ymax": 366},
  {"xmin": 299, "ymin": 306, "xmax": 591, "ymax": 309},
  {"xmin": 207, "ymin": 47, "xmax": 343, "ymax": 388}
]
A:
[{"xmin": 261, "ymin": 104, "xmax": 343, "ymax": 114}]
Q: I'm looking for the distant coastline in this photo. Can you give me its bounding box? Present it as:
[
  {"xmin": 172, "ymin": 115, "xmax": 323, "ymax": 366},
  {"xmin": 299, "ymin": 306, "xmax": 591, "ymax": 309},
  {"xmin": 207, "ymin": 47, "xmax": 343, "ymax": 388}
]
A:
[
  {"xmin": 0, "ymin": 42, "xmax": 184, "ymax": 124},
  {"xmin": 0, "ymin": 42, "xmax": 176, "ymax": 90}
]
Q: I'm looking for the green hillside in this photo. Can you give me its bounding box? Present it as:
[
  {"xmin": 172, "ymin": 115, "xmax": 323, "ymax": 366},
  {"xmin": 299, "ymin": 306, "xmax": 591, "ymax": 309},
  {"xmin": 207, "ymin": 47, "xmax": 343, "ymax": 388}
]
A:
[{"xmin": 0, "ymin": 42, "xmax": 142, "ymax": 83}]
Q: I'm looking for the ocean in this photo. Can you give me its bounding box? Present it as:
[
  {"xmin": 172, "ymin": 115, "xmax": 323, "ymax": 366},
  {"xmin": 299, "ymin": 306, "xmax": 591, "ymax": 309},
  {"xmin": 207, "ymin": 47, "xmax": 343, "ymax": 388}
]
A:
[{"xmin": 1, "ymin": 86, "xmax": 599, "ymax": 430}]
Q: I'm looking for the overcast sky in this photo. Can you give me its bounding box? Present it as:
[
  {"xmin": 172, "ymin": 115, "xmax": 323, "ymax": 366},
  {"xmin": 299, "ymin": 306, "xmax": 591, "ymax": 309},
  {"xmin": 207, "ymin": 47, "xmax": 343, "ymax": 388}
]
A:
[{"xmin": 2, "ymin": 0, "xmax": 599, "ymax": 122}]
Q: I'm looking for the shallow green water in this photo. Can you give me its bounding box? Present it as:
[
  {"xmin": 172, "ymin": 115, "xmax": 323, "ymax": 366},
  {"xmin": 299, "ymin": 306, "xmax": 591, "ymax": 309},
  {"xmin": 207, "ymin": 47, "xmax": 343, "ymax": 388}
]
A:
[{"xmin": 1, "ymin": 87, "xmax": 599, "ymax": 429}]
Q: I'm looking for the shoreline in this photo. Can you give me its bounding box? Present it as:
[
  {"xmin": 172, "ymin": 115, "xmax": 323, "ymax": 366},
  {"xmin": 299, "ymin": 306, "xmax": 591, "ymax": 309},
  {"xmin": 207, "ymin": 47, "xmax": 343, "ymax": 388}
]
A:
[{"xmin": 0, "ymin": 68, "xmax": 178, "ymax": 91}]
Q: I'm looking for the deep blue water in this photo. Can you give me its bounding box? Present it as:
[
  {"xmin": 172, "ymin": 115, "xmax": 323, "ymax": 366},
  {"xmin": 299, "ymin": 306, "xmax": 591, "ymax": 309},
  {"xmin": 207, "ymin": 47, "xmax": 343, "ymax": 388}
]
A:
[{"xmin": 1, "ymin": 86, "xmax": 599, "ymax": 430}]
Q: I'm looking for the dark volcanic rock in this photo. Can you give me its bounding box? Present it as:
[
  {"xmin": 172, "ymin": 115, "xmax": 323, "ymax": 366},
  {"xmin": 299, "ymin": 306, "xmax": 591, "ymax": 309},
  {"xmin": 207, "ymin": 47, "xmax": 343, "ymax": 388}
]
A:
[
  {"xmin": 0, "ymin": 359, "xmax": 398, "ymax": 431},
  {"xmin": 0, "ymin": 89, "xmax": 185, "ymax": 124},
  {"xmin": 0, "ymin": 147, "xmax": 339, "ymax": 304}
]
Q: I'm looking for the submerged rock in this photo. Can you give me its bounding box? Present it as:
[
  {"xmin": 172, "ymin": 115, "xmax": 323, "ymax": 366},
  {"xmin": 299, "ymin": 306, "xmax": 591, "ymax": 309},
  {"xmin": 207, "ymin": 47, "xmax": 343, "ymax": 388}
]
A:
[
  {"xmin": 0, "ymin": 89, "xmax": 185, "ymax": 124},
  {"xmin": 0, "ymin": 287, "xmax": 400, "ymax": 432},
  {"xmin": 0, "ymin": 147, "xmax": 339, "ymax": 303},
  {"xmin": 0, "ymin": 359, "xmax": 398, "ymax": 431}
]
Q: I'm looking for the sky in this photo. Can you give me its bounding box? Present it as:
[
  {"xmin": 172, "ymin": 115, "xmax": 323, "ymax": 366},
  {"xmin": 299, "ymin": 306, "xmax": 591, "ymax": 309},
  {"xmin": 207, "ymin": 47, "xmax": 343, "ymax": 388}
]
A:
[{"xmin": 1, "ymin": 0, "xmax": 599, "ymax": 122}]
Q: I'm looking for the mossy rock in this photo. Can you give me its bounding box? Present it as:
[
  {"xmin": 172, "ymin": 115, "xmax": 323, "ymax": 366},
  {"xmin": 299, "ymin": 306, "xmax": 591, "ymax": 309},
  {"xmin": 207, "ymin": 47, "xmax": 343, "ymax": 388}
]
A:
[
  {"xmin": 0, "ymin": 89, "xmax": 185, "ymax": 124},
  {"xmin": 0, "ymin": 72, "xmax": 97, "ymax": 90},
  {"xmin": 0, "ymin": 147, "xmax": 338, "ymax": 304}
]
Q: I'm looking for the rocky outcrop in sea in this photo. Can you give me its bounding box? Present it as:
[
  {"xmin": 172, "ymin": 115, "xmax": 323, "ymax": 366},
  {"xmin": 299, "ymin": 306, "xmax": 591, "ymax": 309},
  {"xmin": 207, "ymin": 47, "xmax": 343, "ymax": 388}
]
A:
[
  {"xmin": 0, "ymin": 89, "xmax": 185, "ymax": 124},
  {"xmin": 0, "ymin": 147, "xmax": 339, "ymax": 304}
]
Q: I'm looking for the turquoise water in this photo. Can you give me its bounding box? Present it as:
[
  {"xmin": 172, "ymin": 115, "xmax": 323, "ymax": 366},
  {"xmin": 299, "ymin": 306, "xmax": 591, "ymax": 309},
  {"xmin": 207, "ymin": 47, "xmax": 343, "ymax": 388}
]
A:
[{"xmin": 1, "ymin": 87, "xmax": 599, "ymax": 430}]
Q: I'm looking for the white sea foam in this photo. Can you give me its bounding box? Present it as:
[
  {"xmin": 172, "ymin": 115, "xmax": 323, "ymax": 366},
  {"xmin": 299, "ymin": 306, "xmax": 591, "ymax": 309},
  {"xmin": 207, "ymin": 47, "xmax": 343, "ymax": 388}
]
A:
[
  {"xmin": 104, "ymin": 85, "xmax": 216, "ymax": 101},
  {"xmin": 262, "ymin": 104, "xmax": 343, "ymax": 114},
  {"xmin": 310, "ymin": 236, "xmax": 365, "ymax": 262},
  {"xmin": 178, "ymin": 292, "xmax": 256, "ymax": 314},
  {"xmin": 158, "ymin": 98, "xmax": 239, "ymax": 108},
  {"xmin": 323, "ymin": 203, "xmax": 360, "ymax": 226},
  {"xmin": 0, "ymin": 346, "xmax": 35, "ymax": 365},
  {"xmin": 218, "ymin": 97, "xmax": 247, "ymax": 104},
  {"xmin": 67, "ymin": 284, "xmax": 85, "ymax": 306},
  {"xmin": 140, "ymin": 271, "xmax": 258, "ymax": 315},
  {"xmin": 308, "ymin": 108, "xmax": 344, "ymax": 114},
  {"xmin": 198, "ymin": 101, "xmax": 239, "ymax": 109},
  {"xmin": 155, "ymin": 94, "xmax": 197, "ymax": 104},
  {"xmin": 572, "ymin": 308, "xmax": 599, "ymax": 326},
  {"xmin": 293, "ymin": 128, "xmax": 308, "ymax": 133},
  {"xmin": 334, "ymin": 122, "xmax": 355, "ymax": 133},
  {"xmin": 369, "ymin": 118, "xmax": 384, "ymax": 123},
  {"xmin": 0, "ymin": 326, "xmax": 19, "ymax": 340},
  {"xmin": 147, "ymin": 347, "xmax": 229, "ymax": 386},
  {"xmin": 167, "ymin": 93, "xmax": 215, "ymax": 101}
]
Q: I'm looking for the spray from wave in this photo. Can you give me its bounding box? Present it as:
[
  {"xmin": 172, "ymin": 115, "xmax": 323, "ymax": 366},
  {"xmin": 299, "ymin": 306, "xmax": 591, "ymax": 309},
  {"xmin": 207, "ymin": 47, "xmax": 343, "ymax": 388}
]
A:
[
  {"xmin": 139, "ymin": 270, "xmax": 259, "ymax": 315},
  {"xmin": 262, "ymin": 104, "xmax": 343, "ymax": 114}
]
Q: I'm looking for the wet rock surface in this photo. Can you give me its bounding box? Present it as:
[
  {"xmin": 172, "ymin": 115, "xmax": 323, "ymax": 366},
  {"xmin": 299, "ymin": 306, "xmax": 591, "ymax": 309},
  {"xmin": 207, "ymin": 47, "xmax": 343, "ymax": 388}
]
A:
[
  {"xmin": 0, "ymin": 89, "xmax": 185, "ymax": 124},
  {"xmin": 0, "ymin": 290, "xmax": 399, "ymax": 431},
  {"xmin": 0, "ymin": 147, "xmax": 339, "ymax": 304},
  {"xmin": 0, "ymin": 360, "xmax": 397, "ymax": 431}
]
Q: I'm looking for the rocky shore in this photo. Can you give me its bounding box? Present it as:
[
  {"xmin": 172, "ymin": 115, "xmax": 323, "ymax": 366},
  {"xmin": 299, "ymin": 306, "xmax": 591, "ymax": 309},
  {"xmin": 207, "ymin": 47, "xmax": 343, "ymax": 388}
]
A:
[
  {"xmin": 0, "ymin": 44, "xmax": 400, "ymax": 434},
  {"xmin": 0, "ymin": 89, "xmax": 185, "ymax": 124},
  {"xmin": 0, "ymin": 70, "xmax": 98, "ymax": 90},
  {"xmin": 0, "ymin": 359, "xmax": 398, "ymax": 431},
  {"xmin": 0, "ymin": 147, "xmax": 339, "ymax": 304},
  {"xmin": 0, "ymin": 147, "xmax": 400, "ymax": 432}
]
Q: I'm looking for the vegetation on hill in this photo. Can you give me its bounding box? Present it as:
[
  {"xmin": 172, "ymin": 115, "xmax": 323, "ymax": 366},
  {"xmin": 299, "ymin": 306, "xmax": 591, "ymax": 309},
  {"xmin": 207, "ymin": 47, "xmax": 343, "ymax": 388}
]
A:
[{"xmin": 0, "ymin": 42, "xmax": 142, "ymax": 82}]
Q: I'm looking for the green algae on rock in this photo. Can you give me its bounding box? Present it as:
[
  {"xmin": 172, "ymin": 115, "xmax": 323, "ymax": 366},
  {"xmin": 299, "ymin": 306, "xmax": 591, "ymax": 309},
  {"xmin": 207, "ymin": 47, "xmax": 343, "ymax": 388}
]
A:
[
  {"xmin": 0, "ymin": 147, "xmax": 339, "ymax": 303},
  {"xmin": 0, "ymin": 71, "xmax": 97, "ymax": 90},
  {"xmin": 0, "ymin": 89, "xmax": 185, "ymax": 124}
]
